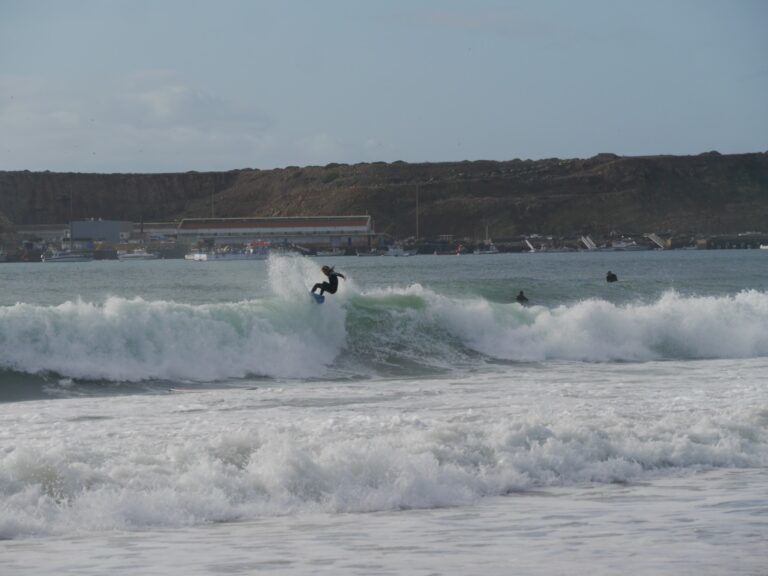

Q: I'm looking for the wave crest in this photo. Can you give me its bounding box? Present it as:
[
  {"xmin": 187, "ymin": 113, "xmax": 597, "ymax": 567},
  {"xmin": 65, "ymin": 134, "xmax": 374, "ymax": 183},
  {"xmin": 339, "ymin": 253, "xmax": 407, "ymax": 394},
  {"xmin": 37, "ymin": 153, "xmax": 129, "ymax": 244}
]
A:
[{"xmin": 2, "ymin": 288, "xmax": 767, "ymax": 382}]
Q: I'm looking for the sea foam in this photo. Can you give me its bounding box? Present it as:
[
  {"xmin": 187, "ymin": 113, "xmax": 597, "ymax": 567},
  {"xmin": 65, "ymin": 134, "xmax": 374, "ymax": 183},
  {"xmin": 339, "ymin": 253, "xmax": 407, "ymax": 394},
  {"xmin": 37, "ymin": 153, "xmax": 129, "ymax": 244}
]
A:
[{"xmin": 1, "ymin": 381, "xmax": 766, "ymax": 538}]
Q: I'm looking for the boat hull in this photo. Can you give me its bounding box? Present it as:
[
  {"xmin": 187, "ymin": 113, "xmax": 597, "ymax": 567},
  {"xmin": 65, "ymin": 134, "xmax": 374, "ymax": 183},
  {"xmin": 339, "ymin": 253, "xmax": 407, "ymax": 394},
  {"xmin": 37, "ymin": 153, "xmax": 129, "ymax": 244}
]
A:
[
  {"xmin": 42, "ymin": 254, "xmax": 93, "ymax": 263},
  {"xmin": 184, "ymin": 252, "xmax": 268, "ymax": 261}
]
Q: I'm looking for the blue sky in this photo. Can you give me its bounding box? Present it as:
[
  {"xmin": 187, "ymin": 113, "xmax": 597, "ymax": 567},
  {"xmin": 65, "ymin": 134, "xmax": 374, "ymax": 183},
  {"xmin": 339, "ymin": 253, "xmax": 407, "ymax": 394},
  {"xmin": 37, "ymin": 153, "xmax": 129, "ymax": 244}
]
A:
[{"xmin": 1, "ymin": 0, "xmax": 766, "ymax": 172}]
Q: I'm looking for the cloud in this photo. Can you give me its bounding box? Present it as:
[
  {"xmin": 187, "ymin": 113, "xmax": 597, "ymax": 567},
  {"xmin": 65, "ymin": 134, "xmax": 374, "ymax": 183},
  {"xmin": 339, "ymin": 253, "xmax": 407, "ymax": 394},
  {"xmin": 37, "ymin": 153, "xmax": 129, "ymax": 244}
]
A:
[
  {"xmin": 397, "ymin": 7, "xmax": 561, "ymax": 39},
  {"xmin": 296, "ymin": 132, "xmax": 345, "ymax": 164},
  {"xmin": 0, "ymin": 72, "xmax": 276, "ymax": 172},
  {"xmin": 113, "ymin": 70, "xmax": 270, "ymax": 129}
]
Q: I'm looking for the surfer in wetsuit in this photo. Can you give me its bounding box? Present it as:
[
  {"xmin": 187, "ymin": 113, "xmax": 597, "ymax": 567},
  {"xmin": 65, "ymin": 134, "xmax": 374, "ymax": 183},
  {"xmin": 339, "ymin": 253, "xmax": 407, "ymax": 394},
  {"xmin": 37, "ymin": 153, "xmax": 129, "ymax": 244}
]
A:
[
  {"xmin": 606, "ymin": 271, "xmax": 618, "ymax": 283},
  {"xmin": 516, "ymin": 290, "xmax": 529, "ymax": 305},
  {"xmin": 312, "ymin": 265, "xmax": 346, "ymax": 296}
]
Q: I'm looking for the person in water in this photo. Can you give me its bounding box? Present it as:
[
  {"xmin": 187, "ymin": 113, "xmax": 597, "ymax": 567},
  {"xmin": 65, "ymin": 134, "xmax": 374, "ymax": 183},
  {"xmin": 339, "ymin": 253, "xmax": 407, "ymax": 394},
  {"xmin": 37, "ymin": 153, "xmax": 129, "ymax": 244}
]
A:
[
  {"xmin": 606, "ymin": 270, "xmax": 618, "ymax": 283},
  {"xmin": 312, "ymin": 265, "xmax": 346, "ymax": 295},
  {"xmin": 516, "ymin": 290, "xmax": 529, "ymax": 305}
]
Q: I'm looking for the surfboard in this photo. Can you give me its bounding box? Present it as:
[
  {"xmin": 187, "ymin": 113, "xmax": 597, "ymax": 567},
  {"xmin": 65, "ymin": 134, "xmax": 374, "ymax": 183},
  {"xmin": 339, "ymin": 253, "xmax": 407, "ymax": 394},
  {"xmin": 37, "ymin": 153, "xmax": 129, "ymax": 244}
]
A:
[{"xmin": 312, "ymin": 292, "xmax": 325, "ymax": 304}]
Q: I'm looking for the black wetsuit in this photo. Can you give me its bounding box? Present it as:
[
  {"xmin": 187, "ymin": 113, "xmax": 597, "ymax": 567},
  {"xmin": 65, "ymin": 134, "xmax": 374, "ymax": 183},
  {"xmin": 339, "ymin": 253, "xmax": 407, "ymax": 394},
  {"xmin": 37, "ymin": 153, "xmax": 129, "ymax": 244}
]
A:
[
  {"xmin": 606, "ymin": 272, "xmax": 618, "ymax": 283},
  {"xmin": 312, "ymin": 272, "xmax": 344, "ymax": 295}
]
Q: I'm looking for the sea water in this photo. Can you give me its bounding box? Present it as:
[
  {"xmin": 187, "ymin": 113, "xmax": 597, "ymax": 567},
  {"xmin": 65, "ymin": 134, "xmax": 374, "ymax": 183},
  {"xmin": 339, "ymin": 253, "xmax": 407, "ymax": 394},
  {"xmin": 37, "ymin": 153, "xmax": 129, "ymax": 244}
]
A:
[{"xmin": 0, "ymin": 251, "xmax": 767, "ymax": 575}]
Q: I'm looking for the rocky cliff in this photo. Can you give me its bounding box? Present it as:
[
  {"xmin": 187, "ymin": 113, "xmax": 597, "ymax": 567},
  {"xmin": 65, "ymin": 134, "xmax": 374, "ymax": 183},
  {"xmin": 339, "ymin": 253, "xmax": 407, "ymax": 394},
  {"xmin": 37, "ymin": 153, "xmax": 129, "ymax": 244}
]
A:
[{"xmin": 1, "ymin": 152, "xmax": 767, "ymax": 240}]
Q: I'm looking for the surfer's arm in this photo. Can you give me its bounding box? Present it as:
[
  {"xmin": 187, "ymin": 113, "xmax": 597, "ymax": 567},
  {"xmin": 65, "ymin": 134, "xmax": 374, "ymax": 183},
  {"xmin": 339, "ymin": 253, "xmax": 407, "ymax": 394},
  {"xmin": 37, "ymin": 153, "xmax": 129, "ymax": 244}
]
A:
[{"xmin": 337, "ymin": 273, "xmax": 346, "ymax": 280}]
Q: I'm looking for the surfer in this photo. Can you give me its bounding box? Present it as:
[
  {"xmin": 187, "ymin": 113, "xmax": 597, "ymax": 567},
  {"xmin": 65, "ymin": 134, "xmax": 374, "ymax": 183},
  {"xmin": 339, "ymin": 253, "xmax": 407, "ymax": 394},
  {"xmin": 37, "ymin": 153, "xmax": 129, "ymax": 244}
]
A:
[
  {"xmin": 311, "ymin": 265, "xmax": 346, "ymax": 296},
  {"xmin": 606, "ymin": 270, "xmax": 618, "ymax": 283},
  {"xmin": 515, "ymin": 290, "xmax": 529, "ymax": 305}
]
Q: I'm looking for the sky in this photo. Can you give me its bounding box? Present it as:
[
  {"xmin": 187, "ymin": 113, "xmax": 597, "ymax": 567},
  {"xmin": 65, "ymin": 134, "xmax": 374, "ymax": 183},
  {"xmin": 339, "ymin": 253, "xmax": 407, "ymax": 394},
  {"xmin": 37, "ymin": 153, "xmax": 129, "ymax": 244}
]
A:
[{"xmin": 0, "ymin": 0, "xmax": 766, "ymax": 173}]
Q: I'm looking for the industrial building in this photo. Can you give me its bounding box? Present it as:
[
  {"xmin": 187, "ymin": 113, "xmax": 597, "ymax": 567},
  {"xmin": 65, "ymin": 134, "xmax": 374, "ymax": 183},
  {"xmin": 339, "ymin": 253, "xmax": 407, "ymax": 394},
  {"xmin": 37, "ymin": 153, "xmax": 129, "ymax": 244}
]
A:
[
  {"xmin": 11, "ymin": 216, "xmax": 378, "ymax": 258},
  {"xmin": 175, "ymin": 216, "xmax": 375, "ymax": 250},
  {"xmin": 70, "ymin": 219, "xmax": 133, "ymax": 244}
]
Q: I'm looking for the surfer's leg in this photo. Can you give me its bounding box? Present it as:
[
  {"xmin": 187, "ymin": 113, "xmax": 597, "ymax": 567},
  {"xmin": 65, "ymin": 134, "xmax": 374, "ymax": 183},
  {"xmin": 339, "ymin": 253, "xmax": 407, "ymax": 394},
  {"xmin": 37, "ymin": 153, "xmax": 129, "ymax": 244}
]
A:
[{"xmin": 311, "ymin": 283, "xmax": 322, "ymax": 293}]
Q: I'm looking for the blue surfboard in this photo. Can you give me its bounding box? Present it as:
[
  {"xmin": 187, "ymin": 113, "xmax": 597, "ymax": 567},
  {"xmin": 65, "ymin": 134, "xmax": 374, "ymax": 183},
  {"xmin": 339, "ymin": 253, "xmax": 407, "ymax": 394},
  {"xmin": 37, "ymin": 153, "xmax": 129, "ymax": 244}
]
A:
[{"xmin": 311, "ymin": 292, "xmax": 325, "ymax": 304}]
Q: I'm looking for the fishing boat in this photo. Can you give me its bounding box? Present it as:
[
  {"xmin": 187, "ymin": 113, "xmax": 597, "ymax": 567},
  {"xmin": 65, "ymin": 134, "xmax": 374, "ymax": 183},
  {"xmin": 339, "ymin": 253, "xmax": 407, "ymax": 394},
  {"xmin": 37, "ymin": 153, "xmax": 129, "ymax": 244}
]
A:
[
  {"xmin": 315, "ymin": 248, "xmax": 345, "ymax": 257},
  {"xmin": 41, "ymin": 250, "xmax": 93, "ymax": 263},
  {"xmin": 600, "ymin": 239, "xmax": 653, "ymax": 251},
  {"xmin": 473, "ymin": 241, "xmax": 499, "ymax": 255},
  {"xmin": 185, "ymin": 243, "xmax": 270, "ymax": 261},
  {"xmin": 474, "ymin": 227, "xmax": 499, "ymax": 254},
  {"xmin": 118, "ymin": 248, "xmax": 159, "ymax": 261},
  {"xmin": 383, "ymin": 244, "xmax": 416, "ymax": 257}
]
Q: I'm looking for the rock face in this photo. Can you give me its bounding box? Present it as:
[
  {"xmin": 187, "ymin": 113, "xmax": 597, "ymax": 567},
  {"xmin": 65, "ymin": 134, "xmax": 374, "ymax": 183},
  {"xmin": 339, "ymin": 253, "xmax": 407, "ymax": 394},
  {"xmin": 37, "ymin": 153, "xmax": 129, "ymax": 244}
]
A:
[{"xmin": 1, "ymin": 152, "xmax": 767, "ymax": 238}]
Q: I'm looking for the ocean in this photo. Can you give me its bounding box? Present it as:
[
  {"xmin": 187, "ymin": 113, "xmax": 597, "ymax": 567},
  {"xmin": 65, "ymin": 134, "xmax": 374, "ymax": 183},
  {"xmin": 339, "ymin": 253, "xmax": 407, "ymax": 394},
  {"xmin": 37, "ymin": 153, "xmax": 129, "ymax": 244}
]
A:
[{"xmin": 1, "ymin": 251, "xmax": 767, "ymax": 575}]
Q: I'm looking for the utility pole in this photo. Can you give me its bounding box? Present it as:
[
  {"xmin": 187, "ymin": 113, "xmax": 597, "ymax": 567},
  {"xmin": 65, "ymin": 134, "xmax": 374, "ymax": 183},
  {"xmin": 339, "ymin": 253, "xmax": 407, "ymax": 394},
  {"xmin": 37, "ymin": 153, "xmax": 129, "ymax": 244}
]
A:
[{"xmin": 415, "ymin": 185, "xmax": 419, "ymax": 240}]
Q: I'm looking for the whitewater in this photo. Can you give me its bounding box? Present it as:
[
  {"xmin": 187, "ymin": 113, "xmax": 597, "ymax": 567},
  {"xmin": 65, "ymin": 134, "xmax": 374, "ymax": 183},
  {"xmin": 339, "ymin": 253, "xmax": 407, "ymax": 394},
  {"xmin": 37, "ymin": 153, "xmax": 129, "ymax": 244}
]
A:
[{"xmin": 1, "ymin": 251, "xmax": 767, "ymax": 575}]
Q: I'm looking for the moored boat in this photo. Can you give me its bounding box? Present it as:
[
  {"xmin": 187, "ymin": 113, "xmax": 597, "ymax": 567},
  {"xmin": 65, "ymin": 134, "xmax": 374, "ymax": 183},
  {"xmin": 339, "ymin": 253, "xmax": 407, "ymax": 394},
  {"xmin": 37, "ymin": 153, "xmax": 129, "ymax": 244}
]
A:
[
  {"xmin": 473, "ymin": 241, "xmax": 499, "ymax": 255},
  {"xmin": 185, "ymin": 243, "xmax": 270, "ymax": 261},
  {"xmin": 41, "ymin": 250, "xmax": 93, "ymax": 263},
  {"xmin": 600, "ymin": 239, "xmax": 653, "ymax": 251},
  {"xmin": 118, "ymin": 248, "xmax": 159, "ymax": 261},
  {"xmin": 315, "ymin": 248, "xmax": 346, "ymax": 257},
  {"xmin": 383, "ymin": 244, "xmax": 416, "ymax": 257}
]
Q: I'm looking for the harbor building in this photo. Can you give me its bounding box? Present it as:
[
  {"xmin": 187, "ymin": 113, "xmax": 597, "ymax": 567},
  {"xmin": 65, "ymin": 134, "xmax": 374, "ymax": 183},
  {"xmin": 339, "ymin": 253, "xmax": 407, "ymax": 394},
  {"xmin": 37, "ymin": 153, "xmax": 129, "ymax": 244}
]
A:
[
  {"xmin": 175, "ymin": 216, "xmax": 376, "ymax": 250},
  {"xmin": 70, "ymin": 219, "xmax": 133, "ymax": 244}
]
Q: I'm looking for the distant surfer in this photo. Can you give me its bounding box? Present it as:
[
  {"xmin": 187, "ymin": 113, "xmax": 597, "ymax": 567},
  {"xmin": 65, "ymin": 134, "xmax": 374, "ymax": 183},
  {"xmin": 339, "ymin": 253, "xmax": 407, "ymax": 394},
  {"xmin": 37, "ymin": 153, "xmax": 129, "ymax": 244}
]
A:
[
  {"xmin": 515, "ymin": 290, "xmax": 529, "ymax": 305},
  {"xmin": 311, "ymin": 265, "xmax": 346, "ymax": 296},
  {"xmin": 606, "ymin": 271, "xmax": 618, "ymax": 283}
]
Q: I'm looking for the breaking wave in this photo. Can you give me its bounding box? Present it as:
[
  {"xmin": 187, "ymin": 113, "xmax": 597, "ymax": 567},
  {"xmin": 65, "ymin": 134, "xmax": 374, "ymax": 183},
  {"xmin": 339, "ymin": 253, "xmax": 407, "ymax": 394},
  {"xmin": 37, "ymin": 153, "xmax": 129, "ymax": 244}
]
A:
[{"xmin": 0, "ymin": 254, "xmax": 766, "ymax": 384}]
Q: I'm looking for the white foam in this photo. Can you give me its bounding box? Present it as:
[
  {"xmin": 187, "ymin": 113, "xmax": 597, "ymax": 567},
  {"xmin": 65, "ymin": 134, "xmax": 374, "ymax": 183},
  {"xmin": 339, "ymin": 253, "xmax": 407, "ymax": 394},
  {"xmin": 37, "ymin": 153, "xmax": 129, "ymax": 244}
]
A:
[
  {"xmin": 1, "ymin": 365, "xmax": 766, "ymax": 538},
  {"xmin": 424, "ymin": 288, "xmax": 768, "ymax": 362}
]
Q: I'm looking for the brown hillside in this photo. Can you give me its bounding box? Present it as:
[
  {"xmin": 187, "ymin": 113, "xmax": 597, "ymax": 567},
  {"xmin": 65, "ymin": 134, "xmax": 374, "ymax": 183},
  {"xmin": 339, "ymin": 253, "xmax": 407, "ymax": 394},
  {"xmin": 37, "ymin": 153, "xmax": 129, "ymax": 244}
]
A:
[{"xmin": 1, "ymin": 152, "xmax": 767, "ymax": 239}]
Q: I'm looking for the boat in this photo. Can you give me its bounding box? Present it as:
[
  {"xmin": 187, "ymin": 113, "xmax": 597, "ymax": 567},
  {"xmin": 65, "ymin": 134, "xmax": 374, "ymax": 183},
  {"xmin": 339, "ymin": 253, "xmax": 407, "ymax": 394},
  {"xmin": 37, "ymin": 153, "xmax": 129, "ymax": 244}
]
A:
[
  {"xmin": 185, "ymin": 243, "xmax": 270, "ymax": 261},
  {"xmin": 383, "ymin": 244, "xmax": 416, "ymax": 257},
  {"xmin": 356, "ymin": 249, "xmax": 382, "ymax": 257},
  {"xmin": 600, "ymin": 239, "xmax": 653, "ymax": 251},
  {"xmin": 118, "ymin": 248, "xmax": 159, "ymax": 261},
  {"xmin": 473, "ymin": 240, "xmax": 499, "ymax": 255},
  {"xmin": 524, "ymin": 239, "xmax": 537, "ymax": 253},
  {"xmin": 41, "ymin": 250, "xmax": 93, "ymax": 263},
  {"xmin": 474, "ymin": 227, "xmax": 500, "ymax": 254},
  {"xmin": 760, "ymin": 244, "xmax": 768, "ymax": 250},
  {"xmin": 315, "ymin": 248, "xmax": 345, "ymax": 257}
]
